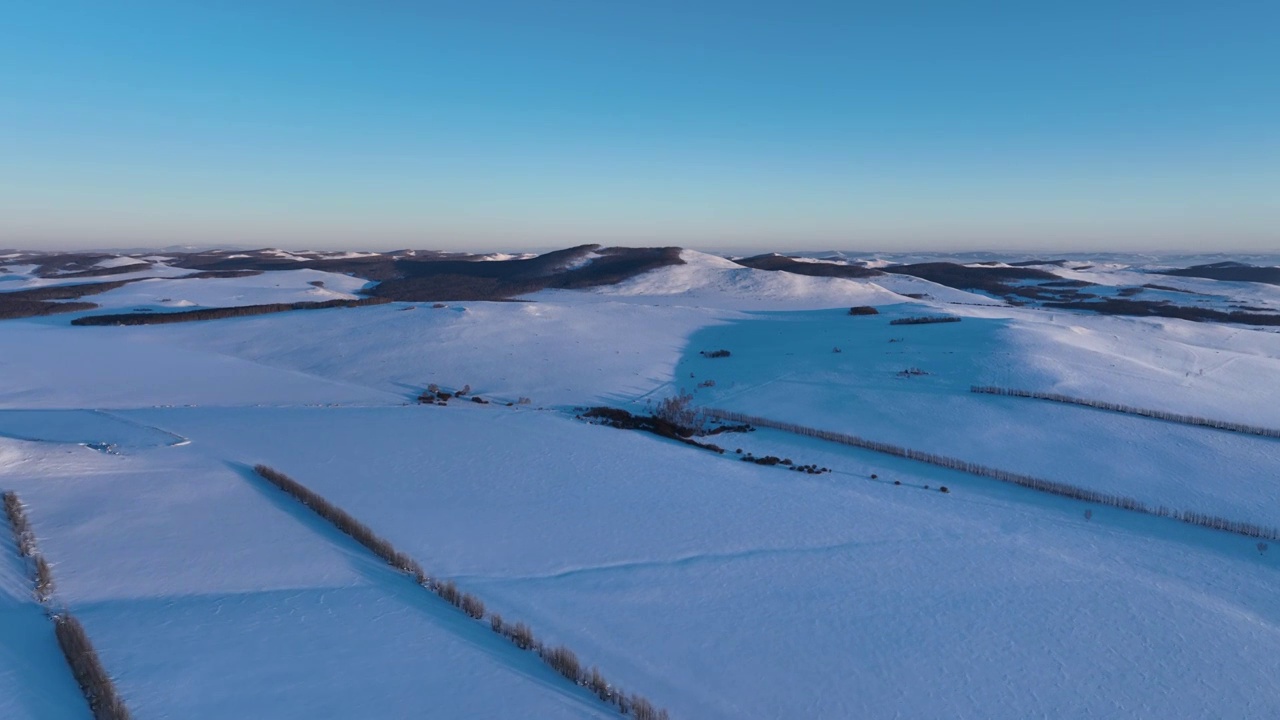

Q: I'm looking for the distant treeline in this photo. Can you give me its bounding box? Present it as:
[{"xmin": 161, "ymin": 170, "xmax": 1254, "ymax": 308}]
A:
[
  {"xmin": 0, "ymin": 279, "xmax": 138, "ymax": 320},
  {"xmin": 889, "ymin": 316, "xmax": 962, "ymax": 326},
  {"xmin": 1042, "ymin": 298, "xmax": 1280, "ymax": 326},
  {"xmin": 3, "ymin": 491, "xmax": 132, "ymax": 719},
  {"xmin": 970, "ymin": 386, "xmax": 1280, "ymax": 440},
  {"xmin": 253, "ymin": 465, "xmax": 668, "ymax": 720},
  {"xmin": 71, "ymin": 297, "xmax": 391, "ymax": 325},
  {"xmin": 701, "ymin": 408, "xmax": 1280, "ymax": 542}
]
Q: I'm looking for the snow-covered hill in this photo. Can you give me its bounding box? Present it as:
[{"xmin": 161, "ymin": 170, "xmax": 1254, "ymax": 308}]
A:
[{"xmin": 1, "ymin": 247, "xmax": 1279, "ymax": 718}]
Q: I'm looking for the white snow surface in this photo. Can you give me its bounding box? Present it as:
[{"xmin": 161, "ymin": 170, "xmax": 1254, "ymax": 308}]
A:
[{"xmin": 1, "ymin": 251, "xmax": 1279, "ymax": 718}]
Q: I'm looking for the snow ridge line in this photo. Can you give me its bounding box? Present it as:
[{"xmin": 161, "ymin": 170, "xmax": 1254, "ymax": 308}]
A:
[
  {"xmin": 969, "ymin": 386, "xmax": 1280, "ymax": 439},
  {"xmin": 252, "ymin": 465, "xmax": 670, "ymax": 720},
  {"xmin": 2, "ymin": 491, "xmax": 132, "ymax": 720},
  {"xmin": 700, "ymin": 408, "xmax": 1280, "ymax": 542}
]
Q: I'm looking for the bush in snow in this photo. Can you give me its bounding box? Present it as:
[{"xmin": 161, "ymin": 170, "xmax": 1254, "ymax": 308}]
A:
[
  {"xmin": 542, "ymin": 645, "xmax": 582, "ymax": 683},
  {"xmin": 461, "ymin": 593, "xmax": 486, "ymax": 619},
  {"xmin": 654, "ymin": 391, "xmax": 705, "ymax": 433}
]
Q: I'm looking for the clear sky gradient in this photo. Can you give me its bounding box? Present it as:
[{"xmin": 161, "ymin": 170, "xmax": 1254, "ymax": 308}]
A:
[{"xmin": 3, "ymin": 1, "xmax": 1278, "ymax": 252}]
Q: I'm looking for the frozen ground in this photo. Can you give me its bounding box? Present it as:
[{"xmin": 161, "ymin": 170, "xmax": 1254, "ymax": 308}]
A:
[{"xmin": 1, "ymin": 250, "xmax": 1278, "ymax": 718}]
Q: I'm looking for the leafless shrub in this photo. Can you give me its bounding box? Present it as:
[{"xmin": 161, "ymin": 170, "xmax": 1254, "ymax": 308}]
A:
[
  {"xmin": 510, "ymin": 622, "xmax": 535, "ymax": 650},
  {"xmin": 1259, "ymin": 542, "xmax": 1269, "ymax": 555},
  {"xmin": 543, "ymin": 645, "xmax": 581, "ymax": 683},
  {"xmin": 517, "ymin": 397, "xmax": 532, "ymax": 405},
  {"xmin": 34, "ymin": 555, "xmax": 55, "ymax": 602},
  {"xmin": 586, "ymin": 666, "xmax": 612, "ymax": 701},
  {"xmin": 461, "ymin": 593, "xmax": 486, "ymax": 619},
  {"xmin": 628, "ymin": 694, "xmax": 669, "ymax": 720},
  {"xmin": 54, "ymin": 614, "xmax": 132, "ymax": 720},
  {"xmin": 490, "ymin": 613, "xmax": 505, "ymax": 634},
  {"xmin": 1084, "ymin": 509, "xmax": 1093, "ymax": 521},
  {"xmin": 654, "ymin": 390, "xmax": 704, "ymax": 433},
  {"xmin": 437, "ymin": 580, "xmax": 462, "ymax": 607}
]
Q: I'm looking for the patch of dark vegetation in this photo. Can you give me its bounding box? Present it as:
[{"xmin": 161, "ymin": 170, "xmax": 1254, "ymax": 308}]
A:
[
  {"xmin": 1116, "ymin": 287, "xmax": 1144, "ymax": 297},
  {"xmin": 702, "ymin": 422, "xmax": 754, "ymax": 436},
  {"xmin": 30, "ymin": 253, "xmax": 122, "ymax": 276},
  {"xmin": 0, "ymin": 278, "xmax": 140, "ymax": 319},
  {"xmin": 882, "ymin": 262, "xmax": 1062, "ymax": 297},
  {"xmin": 971, "ymin": 386, "xmax": 1280, "ymax": 439},
  {"xmin": 897, "ymin": 367, "xmax": 929, "ymax": 377},
  {"xmin": 578, "ymin": 407, "xmax": 726, "ymax": 454},
  {"xmin": 848, "ymin": 306, "xmax": 879, "ymax": 316},
  {"xmin": 733, "ymin": 253, "xmax": 881, "ymax": 279},
  {"xmin": 371, "ymin": 245, "xmax": 685, "ymax": 301},
  {"xmin": 1159, "ymin": 261, "xmax": 1280, "ymax": 286},
  {"xmin": 1042, "ymin": 298, "xmax": 1280, "ymax": 326},
  {"xmin": 1, "ymin": 280, "xmax": 136, "ymax": 301},
  {"xmin": 1040, "ymin": 279, "xmax": 1093, "ymax": 288},
  {"xmin": 253, "ymin": 465, "xmax": 668, "ymax": 719},
  {"xmin": 186, "ymin": 269, "xmax": 264, "ymax": 279},
  {"xmin": 699, "ymin": 349, "xmax": 731, "ymax": 358},
  {"xmin": 1141, "ymin": 283, "xmax": 1204, "ymax": 295},
  {"xmin": 71, "ymin": 297, "xmax": 391, "ymax": 326},
  {"xmin": 740, "ymin": 453, "xmax": 830, "ymax": 474},
  {"xmin": 705, "ymin": 408, "xmax": 1280, "ymax": 541},
  {"xmin": 54, "ymin": 614, "xmax": 133, "ymax": 720},
  {"xmin": 902, "ymin": 293, "xmax": 928, "ymax": 300},
  {"xmin": 889, "ymin": 315, "xmax": 961, "ymax": 326},
  {"xmin": 0, "ymin": 298, "xmax": 98, "ymax": 320},
  {"xmin": 1009, "ymin": 259, "xmax": 1069, "ymax": 267},
  {"xmin": 55, "ymin": 263, "xmax": 151, "ymax": 279}
]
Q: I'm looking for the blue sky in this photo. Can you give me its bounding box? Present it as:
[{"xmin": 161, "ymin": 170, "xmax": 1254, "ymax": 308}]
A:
[{"xmin": 2, "ymin": 1, "xmax": 1277, "ymax": 251}]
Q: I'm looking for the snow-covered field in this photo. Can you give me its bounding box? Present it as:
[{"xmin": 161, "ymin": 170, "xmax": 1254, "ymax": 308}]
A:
[{"xmin": 1, "ymin": 249, "xmax": 1278, "ymax": 718}]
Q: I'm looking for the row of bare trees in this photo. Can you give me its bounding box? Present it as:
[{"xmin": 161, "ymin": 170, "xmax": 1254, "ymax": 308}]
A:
[
  {"xmin": 253, "ymin": 465, "xmax": 669, "ymax": 719},
  {"xmin": 970, "ymin": 386, "xmax": 1280, "ymax": 439},
  {"xmin": 71, "ymin": 297, "xmax": 391, "ymax": 326},
  {"xmin": 700, "ymin": 409, "xmax": 1280, "ymax": 541},
  {"xmin": 3, "ymin": 491, "xmax": 132, "ymax": 720},
  {"xmin": 889, "ymin": 316, "xmax": 961, "ymax": 325}
]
